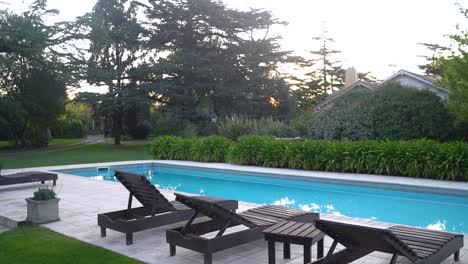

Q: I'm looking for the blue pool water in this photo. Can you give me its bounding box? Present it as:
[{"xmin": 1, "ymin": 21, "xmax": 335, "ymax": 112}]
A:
[{"xmin": 60, "ymin": 165, "xmax": 468, "ymax": 233}]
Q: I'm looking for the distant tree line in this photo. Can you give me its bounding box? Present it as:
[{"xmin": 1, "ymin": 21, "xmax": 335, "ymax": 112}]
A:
[{"xmin": 0, "ymin": 0, "xmax": 466, "ymax": 147}]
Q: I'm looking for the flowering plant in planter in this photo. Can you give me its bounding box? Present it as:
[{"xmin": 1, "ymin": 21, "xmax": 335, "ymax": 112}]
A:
[{"xmin": 26, "ymin": 184, "xmax": 60, "ymax": 224}]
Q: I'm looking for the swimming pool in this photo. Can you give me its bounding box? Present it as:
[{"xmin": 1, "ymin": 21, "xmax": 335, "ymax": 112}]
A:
[{"xmin": 58, "ymin": 164, "xmax": 468, "ymax": 234}]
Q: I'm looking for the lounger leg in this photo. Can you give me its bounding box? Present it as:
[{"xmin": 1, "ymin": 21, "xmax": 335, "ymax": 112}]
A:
[
  {"xmin": 53, "ymin": 179, "xmax": 56, "ymax": 186},
  {"xmin": 41, "ymin": 180, "xmax": 45, "ymax": 184},
  {"xmin": 204, "ymin": 253, "xmax": 212, "ymax": 264},
  {"xmin": 169, "ymin": 244, "xmax": 176, "ymax": 256},
  {"xmin": 100, "ymin": 227, "xmax": 106, "ymax": 237},
  {"xmin": 304, "ymin": 244, "xmax": 312, "ymax": 264},
  {"xmin": 283, "ymin": 243, "xmax": 291, "ymax": 259},
  {"xmin": 317, "ymin": 238, "xmax": 324, "ymax": 259},
  {"xmin": 126, "ymin": 233, "xmax": 133, "ymax": 245},
  {"xmin": 390, "ymin": 253, "xmax": 398, "ymax": 264},
  {"xmin": 268, "ymin": 241, "xmax": 276, "ymax": 264},
  {"xmin": 455, "ymin": 250, "xmax": 460, "ymax": 262}
]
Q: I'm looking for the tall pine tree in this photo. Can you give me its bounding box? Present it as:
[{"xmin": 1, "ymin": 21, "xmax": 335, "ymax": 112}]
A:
[
  {"xmin": 78, "ymin": 0, "xmax": 148, "ymax": 144},
  {"xmin": 309, "ymin": 27, "xmax": 342, "ymax": 94},
  {"xmin": 142, "ymin": 0, "xmax": 294, "ymax": 131},
  {"xmin": 418, "ymin": 43, "xmax": 449, "ymax": 76}
]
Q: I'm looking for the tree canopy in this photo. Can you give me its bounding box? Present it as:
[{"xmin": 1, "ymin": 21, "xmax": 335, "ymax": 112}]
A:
[
  {"xmin": 0, "ymin": 0, "xmax": 70, "ymax": 146},
  {"xmin": 437, "ymin": 4, "xmax": 468, "ymax": 123},
  {"xmin": 142, "ymin": 0, "xmax": 294, "ymax": 128}
]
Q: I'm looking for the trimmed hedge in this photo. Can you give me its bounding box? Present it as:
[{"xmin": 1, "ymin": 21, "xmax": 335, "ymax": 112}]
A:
[
  {"xmin": 150, "ymin": 135, "xmax": 468, "ymax": 181},
  {"xmin": 191, "ymin": 136, "xmax": 232, "ymax": 162},
  {"xmin": 151, "ymin": 136, "xmax": 193, "ymax": 160},
  {"xmin": 151, "ymin": 135, "xmax": 232, "ymax": 162}
]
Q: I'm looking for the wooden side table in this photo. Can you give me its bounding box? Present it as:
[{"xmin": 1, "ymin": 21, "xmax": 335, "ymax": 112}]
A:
[{"xmin": 263, "ymin": 221, "xmax": 325, "ymax": 264}]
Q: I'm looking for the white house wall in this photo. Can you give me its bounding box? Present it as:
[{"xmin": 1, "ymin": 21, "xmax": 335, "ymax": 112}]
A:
[{"xmin": 390, "ymin": 75, "xmax": 447, "ymax": 100}]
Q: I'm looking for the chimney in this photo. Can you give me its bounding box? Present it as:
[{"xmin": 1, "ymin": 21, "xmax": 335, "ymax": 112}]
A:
[{"xmin": 345, "ymin": 67, "xmax": 358, "ymax": 87}]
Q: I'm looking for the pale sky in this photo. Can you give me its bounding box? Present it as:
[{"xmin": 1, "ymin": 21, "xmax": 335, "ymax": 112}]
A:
[{"xmin": 3, "ymin": 0, "xmax": 467, "ymax": 87}]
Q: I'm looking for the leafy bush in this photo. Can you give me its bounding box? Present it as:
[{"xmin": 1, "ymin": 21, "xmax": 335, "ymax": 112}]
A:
[
  {"xmin": 129, "ymin": 123, "xmax": 152, "ymax": 139},
  {"xmin": 226, "ymin": 135, "xmax": 270, "ymax": 165},
  {"xmin": 217, "ymin": 115, "xmax": 259, "ymax": 140},
  {"xmin": 255, "ymin": 137, "xmax": 290, "ymax": 167},
  {"xmin": 150, "ymin": 111, "xmax": 181, "ymax": 136},
  {"xmin": 180, "ymin": 121, "xmax": 199, "ymax": 138},
  {"xmin": 33, "ymin": 187, "xmax": 57, "ymax": 201},
  {"xmin": 53, "ymin": 120, "xmax": 84, "ymax": 139},
  {"xmin": 305, "ymin": 84, "xmax": 455, "ymax": 141},
  {"xmin": 150, "ymin": 135, "xmax": 467, "ymax": 181},
  {"xmin": 150, "ymin": 136, "xmax": 192, "ymax": 160},
  {"xmin": 369, "ymin": 84, "xmax": 453, "ymax": 140},
  {"xmin": 190, "ymin": 136, "xmax": 233, "ymax": 162},
  {"xmin": 291, "ymin": 111, "xmax": 315, "ymax": 136},
  {"xmin": 150, "ymin": 111, "xmax": 199, "ymax": 137},
  {"xmin": 306, "ymin": 90, "xmax": 374, "ymax": 140},
  {"xmin": 259, "ymin": 121, "xmax": 299, "ymax": 138}
]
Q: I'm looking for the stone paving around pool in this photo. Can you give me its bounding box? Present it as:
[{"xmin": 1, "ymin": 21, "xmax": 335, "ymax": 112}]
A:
[{"xmin": 0, "ymin": 168, "xmax": 466, "ymax": 264}]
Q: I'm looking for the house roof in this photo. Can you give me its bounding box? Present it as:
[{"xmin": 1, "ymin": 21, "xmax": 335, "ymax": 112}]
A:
[
  {"xmin": 315, "ymin": 69, "xmax": 448, "ymax": 111},
  {"xmin": 315, "ymin": 81, "xmax": 377, "ymax": 110},
  {"xmin": 381, "ymin": 70, "xmax": 449, "ymax": 93}
]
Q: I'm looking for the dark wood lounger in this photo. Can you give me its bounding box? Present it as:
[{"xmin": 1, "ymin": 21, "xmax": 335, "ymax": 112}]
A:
[
  {"xmin": 312, "ymin": 219, "xmax": 464, "ymax": 264},
  {"xmin": 166, "ymin": 193, "xmax": 319, "ymax": 264},
  {"xmin": 97, "ymin": 170, "xmax": 238, "ymax": 245},
  {"xmin": 0, "ymin": 171, "xmax": 57, "ymax": 186}
]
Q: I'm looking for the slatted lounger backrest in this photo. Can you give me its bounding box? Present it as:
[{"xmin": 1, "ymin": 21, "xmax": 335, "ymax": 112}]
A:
[
  {"xmin": 315, "ymin": 219, "xmax": 417, "ymax": 259},
  {"xmin": 114, "ymin": 170, "xmax": 176, "ymax": 211},
  {"xmin": 175, "ymin": 193, "xmax": 257, "ymax": 228}
]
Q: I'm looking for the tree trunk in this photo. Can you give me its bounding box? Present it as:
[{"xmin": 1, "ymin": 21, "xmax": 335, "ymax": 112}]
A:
[{"xmin": 113, "ymin": 111, "xmax": 123, "ymax": 145}]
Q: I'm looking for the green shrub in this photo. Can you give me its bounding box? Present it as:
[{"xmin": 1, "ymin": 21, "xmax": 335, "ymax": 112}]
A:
[
  {"xmin": 369, "ymin": 84, "xmax": 453, "ymax": 140},
  {"xmin": 291, "ymin": 111, "xmax": 315, "ymax": 136},
  {"xmin": 306, "ymin": 90, "xmax": 374, "ymax": 140},
  {"xmin": 259, "ymin": 122, "xmax": 299, "ymax": 138},
  {"xmin": 217, "ymin": 115, "xmax": 259, "ymax": 140},
  {"xmin": 33, "ymin": 187, "xmax": 57, "ymax": 201},
  {"xmin": 256, "ymin": 138, "xmax": 289, "ymax": 167},
  {"xmin": 305, "ymin": 84, "xmax": 454, "ymax": 141},
  {"xmin": 293, "ymin": 139, "xmax": 466, "ymax": 181},
  {"xmin": 150, "ymin": 111, "xmax": 181, "ymax": 136},
  {"xmin": 54, "ymin": 120, "xmax": 84, "ymax": 139},
  {"xmin": 150, "ymin": 135, "xmax": 467, "ymax": 181},
  {"xmin": 129, "ymin": 123, "xmax": 152, "ymax": 139},
  {"xmin": 227, "ymin": 135, "xmax": 270, "ymax": 165},
  {"xmin": 150, "ymin": 111, "xmax": 199, "ymax": 138},
  {"xmin": 150, "ymin": 136, "xmax": 192, "ymax": 160},
  {"xmin": 190, "ymin": 136, "xmax": 232, "ymax": 162}
]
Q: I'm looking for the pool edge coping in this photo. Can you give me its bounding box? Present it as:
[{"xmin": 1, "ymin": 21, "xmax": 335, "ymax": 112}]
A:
[{"xmin": 3, "ymin": 160, "xmax": 468, "ymax": 197}]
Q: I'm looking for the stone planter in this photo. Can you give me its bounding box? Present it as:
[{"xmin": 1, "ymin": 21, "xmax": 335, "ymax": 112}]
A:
[{"xmin": 26, "ymin": 198, "xmax": 60, "ymax": 224}]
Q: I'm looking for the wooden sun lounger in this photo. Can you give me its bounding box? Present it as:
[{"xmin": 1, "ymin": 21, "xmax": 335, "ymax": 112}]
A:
[
  {"xmin": 97, "ymin": 170, "xmax": 238, "ymax": 245},
  {"xmin": 166, "ymin": 193, "xmax": 319, "ymax": 264},
  {"xmin": 312, "ymin": 219, "xmax": 464, "ymax": 264},
  {"xmin": 0, "ymin": 171, "xmax": 57, "ymax": 187}
]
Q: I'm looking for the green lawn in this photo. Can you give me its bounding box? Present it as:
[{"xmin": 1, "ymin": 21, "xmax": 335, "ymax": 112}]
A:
[
  {"xmin": 0, "ymin": 141, "xmax": 152, "ymax": 169},
  {"xmin": 48, "ymin": 138, "xmax": 84, "ymax": 147},
  {"xmin": 0, "ymin": 226, "xmax": 142, "ymax": 264},
  {"xmin": 0, "ymin": 138, "xmax": 84, "ymax": 156},
  {"xmin": 0, "ymin": 141, "xmax": 10, "ymax": 148}
]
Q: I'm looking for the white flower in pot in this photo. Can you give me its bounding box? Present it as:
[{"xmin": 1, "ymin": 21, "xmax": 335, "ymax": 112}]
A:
[{"xmin": 26, "ymin": 184, "xmax": 60, "ymax": 224}]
